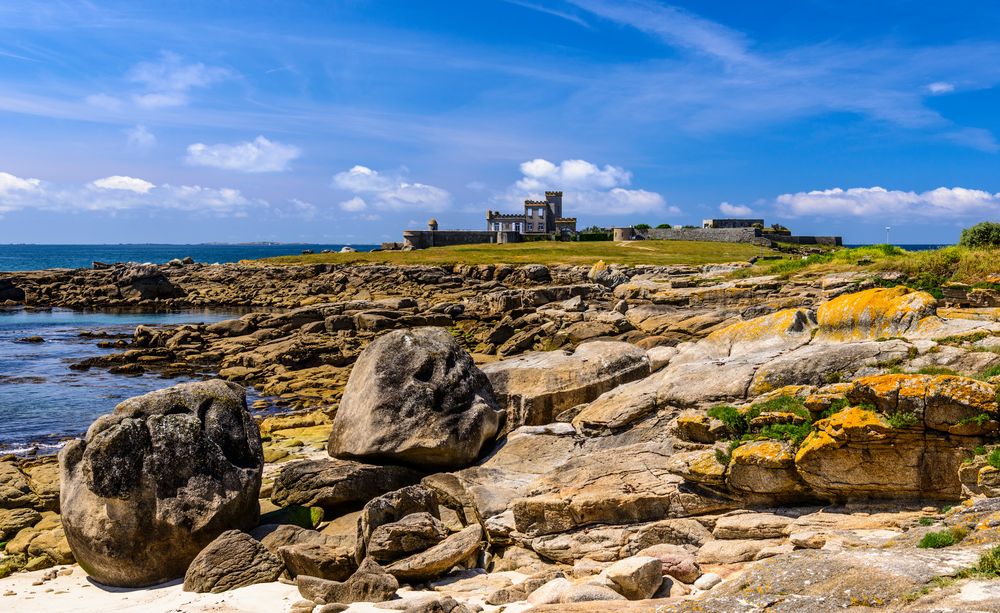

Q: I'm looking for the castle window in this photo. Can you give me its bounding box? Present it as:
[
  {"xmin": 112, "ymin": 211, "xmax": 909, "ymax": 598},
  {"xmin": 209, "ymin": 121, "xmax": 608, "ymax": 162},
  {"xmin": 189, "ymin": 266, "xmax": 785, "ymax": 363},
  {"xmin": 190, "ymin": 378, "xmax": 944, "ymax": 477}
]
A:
[
  {"xmin": 538, "ymin": 208, "xmax": 544, "ymax": 218},
  {"xmin": 527, "ymin": 223, "xmax": 534, "ymax": 231},
  {"xmin": 492, "ymin": 222, "xmax": 500, "ymax": 231}
]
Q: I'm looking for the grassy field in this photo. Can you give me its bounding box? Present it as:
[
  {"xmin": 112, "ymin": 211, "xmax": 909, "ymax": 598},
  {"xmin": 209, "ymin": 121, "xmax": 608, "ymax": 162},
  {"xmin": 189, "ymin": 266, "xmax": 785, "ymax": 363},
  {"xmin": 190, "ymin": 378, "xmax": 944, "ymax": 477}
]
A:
[
  {"xmin": 734, "ymin": 244, "xmax": 1000, "ymax": 293},
  {"xmin": 253, "ymin": 240, "xmax": 780, "ymax": 267}
]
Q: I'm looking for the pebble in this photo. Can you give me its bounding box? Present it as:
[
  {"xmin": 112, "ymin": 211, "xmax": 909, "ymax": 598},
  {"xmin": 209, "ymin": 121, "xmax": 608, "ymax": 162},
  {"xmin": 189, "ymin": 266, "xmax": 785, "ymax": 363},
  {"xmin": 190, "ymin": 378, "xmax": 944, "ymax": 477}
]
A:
[{"xmin": 693, "ymin": 573, "xmax": 722, "ymax": 591}]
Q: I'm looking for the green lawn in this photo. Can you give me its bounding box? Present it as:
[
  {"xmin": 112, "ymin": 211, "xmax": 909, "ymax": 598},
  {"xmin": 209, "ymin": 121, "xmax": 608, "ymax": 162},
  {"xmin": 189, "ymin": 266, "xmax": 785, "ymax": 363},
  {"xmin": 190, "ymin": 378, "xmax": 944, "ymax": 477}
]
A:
[{"xmin": 252, "ymin": 240, "xmax": 781, "ymax": 267}]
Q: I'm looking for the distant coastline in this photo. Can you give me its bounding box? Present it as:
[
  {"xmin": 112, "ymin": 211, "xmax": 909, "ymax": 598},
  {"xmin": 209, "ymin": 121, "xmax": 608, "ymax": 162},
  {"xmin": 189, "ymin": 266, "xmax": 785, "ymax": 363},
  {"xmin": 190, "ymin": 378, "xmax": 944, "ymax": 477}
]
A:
[{"xmin": 0, "ymin": 243, "xmax": 378, "ymax": 272}]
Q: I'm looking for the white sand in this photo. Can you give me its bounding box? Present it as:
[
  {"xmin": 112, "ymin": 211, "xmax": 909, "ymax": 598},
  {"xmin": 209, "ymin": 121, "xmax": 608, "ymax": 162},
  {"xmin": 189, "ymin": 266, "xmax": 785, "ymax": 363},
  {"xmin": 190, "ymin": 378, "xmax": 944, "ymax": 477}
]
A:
[
  {"xmin": 1, "ymin": 565, "xmax": 302, "ymax": 612},
  {"xmin": 0, "ymin": 565, "xmax": 532, "ymax": 613}
]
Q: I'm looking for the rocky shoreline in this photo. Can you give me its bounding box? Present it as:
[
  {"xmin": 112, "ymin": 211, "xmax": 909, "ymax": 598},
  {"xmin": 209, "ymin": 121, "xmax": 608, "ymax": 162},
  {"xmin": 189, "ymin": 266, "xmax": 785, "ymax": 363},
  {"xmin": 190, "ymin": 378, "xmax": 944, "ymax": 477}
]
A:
[{"xmin": 4, "ymin": 258, "xmax": 1000, "ymax": 611}]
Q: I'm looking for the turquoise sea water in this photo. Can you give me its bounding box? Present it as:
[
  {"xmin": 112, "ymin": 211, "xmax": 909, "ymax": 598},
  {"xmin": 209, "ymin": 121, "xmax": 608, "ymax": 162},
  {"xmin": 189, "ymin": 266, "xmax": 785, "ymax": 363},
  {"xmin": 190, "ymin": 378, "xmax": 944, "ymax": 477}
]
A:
[
  {"xmin": 0, "ymin": 308, "xmax": 258, "ymax": 455},
  {"xmin": 0, "ymin": 243, "xmax": 376, "ymax": 271}
]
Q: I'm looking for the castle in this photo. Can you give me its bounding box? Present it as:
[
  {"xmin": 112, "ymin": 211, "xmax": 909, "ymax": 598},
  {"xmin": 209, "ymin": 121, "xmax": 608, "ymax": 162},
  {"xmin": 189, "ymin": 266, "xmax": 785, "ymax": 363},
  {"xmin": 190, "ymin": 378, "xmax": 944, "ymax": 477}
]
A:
[
  {"xmin": 395, "ymin": 191, "xmax": 577, "ymax": 249},
  {"xmin": 486, "ymin": 191, "xmax": 577, "ymax": 237}
]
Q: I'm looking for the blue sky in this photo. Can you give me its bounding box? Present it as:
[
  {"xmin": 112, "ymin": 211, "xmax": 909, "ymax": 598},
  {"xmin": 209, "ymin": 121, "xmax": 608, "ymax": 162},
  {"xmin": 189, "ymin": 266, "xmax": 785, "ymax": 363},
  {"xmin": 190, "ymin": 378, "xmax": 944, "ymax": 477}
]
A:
[{"xmin": 2, "ymin": 1, "xmax": 1000, "ymax": 244}]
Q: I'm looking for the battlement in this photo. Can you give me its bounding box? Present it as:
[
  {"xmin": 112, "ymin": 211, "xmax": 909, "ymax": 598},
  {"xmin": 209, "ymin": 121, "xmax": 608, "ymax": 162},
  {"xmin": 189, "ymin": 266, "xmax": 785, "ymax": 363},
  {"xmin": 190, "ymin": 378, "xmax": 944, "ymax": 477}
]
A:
[
  {"xmin": 545, "ymin": 191, "xmax": 563, "ymax": 196},
  {"xmin": 524, "ymin": 199, "xmax": 547, "ymax": 205}
]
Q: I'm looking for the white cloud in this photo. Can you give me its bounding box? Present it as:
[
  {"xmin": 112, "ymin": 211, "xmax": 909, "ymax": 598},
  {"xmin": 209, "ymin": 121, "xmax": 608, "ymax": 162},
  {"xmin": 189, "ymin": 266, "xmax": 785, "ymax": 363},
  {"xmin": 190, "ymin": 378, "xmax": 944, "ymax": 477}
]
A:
[
  {"xmin": 90, "ymin": 175, "xmax": 155, "ymax": 194},
  {"xmin": 927, "ymin": 81, "xmax": 955, "ymax": 95},
  {"xmin": 0, "ymin": 170, "xmax": 266, "ymax": 216},
  {"xmin": 775, "ymin": 186, "xmax": 1000, "ymax": 219},
  {"xmin": 125, "ymin": 125, "xmax": 156, "ymax": 149},
  {"xmin": 517, "ymin": 158, "xmax": 631, "ymax": 191},
  {"xmin": 127, "ymin": 52, "xmax": 230, "ymax": 109},
  {"xmin": 0, "ymin": 171, "xmax": 41, "ymax": 195},
  {"xmin": 332, "ymin": 165, "xmax": 451, "ymax": 212},
  {"xmin": 339, "ymin": 196, "xmax": 367, "ymax": 212},
  {"xmin": 500, "ymin": 157, "xmax": 669, "ymax": 215},
  {"xmin": 719, "ymin": 202, "xmax": 753, "ymax": 216},
  {"xmin": 186, "ymin": 136, "xmax": 302, "ymax": 173}
]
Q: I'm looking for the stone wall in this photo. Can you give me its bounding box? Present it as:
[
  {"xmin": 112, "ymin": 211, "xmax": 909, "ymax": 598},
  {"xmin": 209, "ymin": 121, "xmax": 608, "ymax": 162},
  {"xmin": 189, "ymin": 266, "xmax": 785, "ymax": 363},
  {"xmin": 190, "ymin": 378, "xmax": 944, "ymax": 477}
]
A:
[
  {"xmin": 763, "ymin": 233, "xmax": 842, "ymax": 246},
  {"xmin": 403, "ymin": 230, "xmax": 522, "ymax": 249},
  {"xmin": 633, "ymin": 227, "xmax": 761, "ymax": 243}
]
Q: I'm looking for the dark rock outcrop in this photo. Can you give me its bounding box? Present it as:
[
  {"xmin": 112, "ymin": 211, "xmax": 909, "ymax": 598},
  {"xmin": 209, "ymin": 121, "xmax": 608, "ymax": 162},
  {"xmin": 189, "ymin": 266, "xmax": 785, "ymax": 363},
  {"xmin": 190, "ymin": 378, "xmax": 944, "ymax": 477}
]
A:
[
  {"xmin": 59, "ymin": 380, "xmax": 263, "ymax": 587},
  {"xmin": 296, "ymin": 558, "xmax": 399, "ymax": 604},
  {"xmin": 328, "ymin": 328, "xmax": 502, "ymax": 469}
]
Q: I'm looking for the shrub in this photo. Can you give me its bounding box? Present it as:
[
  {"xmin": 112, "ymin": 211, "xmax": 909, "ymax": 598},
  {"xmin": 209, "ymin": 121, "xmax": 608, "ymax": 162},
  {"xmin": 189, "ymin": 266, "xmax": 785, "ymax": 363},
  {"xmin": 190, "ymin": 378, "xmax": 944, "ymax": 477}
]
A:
[
  {"xmin": 957, "ymin": 413, "xmax": 992, "ymax": 428},
  {"xmin": 972, "ymin": 545, "xmax": 1000, "ymax": 576},
  {"xmin": 960, "ymin": 222, "xmax": 1000, "ymax": 248},
  {"xmin": 886, "ymin": 411, "xmax": 920, "ymax": 428},
  {"xmin": 707, "ymin": 404, "xmax": 750, "ymax": 437},
  {"xmin": 918, "ymin": 517, "xmax": 934, "ymax": 526},
  {"xmin": 988, "ymin": 448, "xmax": 1000, "ymax": 470},
  {"xmin": 655, "ymin": 223, "xmax": 672, "ymax": 229},
  {"xmin": 634, "ymin": 223, "xmax": 651, "ymax": 230},
  {"xmin": 918, "ymin": 526, "xmax": 967, "ymax": 549},
  {"xmin": 975, "ymin": 445, "xmax": 987, "ymax": 456},
  {"xmin": 752, "ymin": 395, "xmax": 810, "ymax": 418},
  {"xmin": 755, "ymin": 422, "xmax": 812, "ymax": 446},
  {"xmin": 980, "ymin": 364, "xmax": 1000, "ymax": 380}
]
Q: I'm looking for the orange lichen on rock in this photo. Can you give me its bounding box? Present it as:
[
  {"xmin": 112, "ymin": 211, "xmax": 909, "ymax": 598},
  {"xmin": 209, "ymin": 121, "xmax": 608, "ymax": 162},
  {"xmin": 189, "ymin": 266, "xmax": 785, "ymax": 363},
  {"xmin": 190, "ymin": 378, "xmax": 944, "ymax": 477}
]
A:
[
  {"xmin": 849, "ymin": 373, "xmax": 998, "ymax": 435},
  {"xmin": 795, "ymin": 407, "xmax": 890, "ymax": 462},
  {"xmin": 695, "ymin": 308, "xmax": 816, "ymax": 359},
  {"xmin": 815, "ymin": 286, "xmax": 937, "ymax": 341}
]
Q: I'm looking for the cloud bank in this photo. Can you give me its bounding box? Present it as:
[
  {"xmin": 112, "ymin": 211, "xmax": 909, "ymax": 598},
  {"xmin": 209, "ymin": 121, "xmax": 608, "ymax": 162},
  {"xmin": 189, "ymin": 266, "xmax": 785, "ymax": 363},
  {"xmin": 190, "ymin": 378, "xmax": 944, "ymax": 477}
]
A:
[
  {"xmin": 186, "ymin": 136, "xmax": 301, "ymax": 172},
  {"xmin": 332, "ymin": 165, "xmax": 451, "ymax": 214},
  {"xmin": 774, "ymin": 186, "xmax": 1000, "ymax": 219},
  {"xmin": 502, "ymin": 158, "xmax": 672, "ymax": 216},
  {"xmin": 0, "ymin": 170, "xmax": 264, "ymax": 217}
]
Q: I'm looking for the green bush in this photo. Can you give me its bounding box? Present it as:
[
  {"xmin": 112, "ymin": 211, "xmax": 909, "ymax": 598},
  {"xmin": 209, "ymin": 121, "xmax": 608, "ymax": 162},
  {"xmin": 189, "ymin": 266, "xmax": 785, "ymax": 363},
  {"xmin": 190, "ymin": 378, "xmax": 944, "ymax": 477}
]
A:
[
  {"xmin": 655, "ymin": 223, "xmax": 672, "ymax": 229},
  {"xmin": 886, "ymin": 411, "xmax": 920, "ymax": 428},
  {"xmin": 919, "ymin": 526, "xmax": 967, "ymax": 549},
  {"xmin": 988, "ymin": 448, "xmax": 1000, "ymax": 470},
  {"xmin": 918, "ymin": 517, "xmax": 934, "ymax": 526},
  {"xmin": 752, "ymin": 395, "xmax": 810, "ymax": 418},
  {"xmin": 980, "ymin": 364, "xmax": 1000, "ymax": 380},
  {"xmin": 707, "ymin": 404, "xmax": 750, "ymax": 437},
  {"xmin": 972, "ymin": 545, "xmax": 1000, "ymax": 575},
  {"xmin": 960, "ymin": 222, "xmax": 1000, "ymax": 248},
  {"xmin": 634, "ymin": 223, "xmax": 651, "ymax": 230},
  {"xmin": 756, "ymin": 422, "xmax": 813, "ymax": 446}
]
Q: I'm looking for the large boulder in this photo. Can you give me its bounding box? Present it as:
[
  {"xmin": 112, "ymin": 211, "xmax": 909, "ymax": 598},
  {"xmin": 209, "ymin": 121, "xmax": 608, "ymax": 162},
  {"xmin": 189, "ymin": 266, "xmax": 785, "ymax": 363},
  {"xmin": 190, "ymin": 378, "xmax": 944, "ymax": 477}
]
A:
[
  {"xmin": 815, "ymin": 286, "xmax": 936, "ymax": 341},
  {"xmin": 356, "ymin": 485, "xmax": 440, "ymax": 563},
  {"xmin": 270, "ymin": 458, "xmax": 423, "ymax": 516},
  {"xmin": 328, "ymin": 328, "xmax": 502, "ymax": 469},
  {"xmin": 794, "ymin": 406, "xmax": 964, "ymax": 501},
  {"xmin": 367, "ymin": 512, "xmax": 449, "ymax": 562},
  {"xmin": 481, "ymin": 341, "xmax": 650, "ymax": 429},
  {"xmin": 183, "ymin": 530, "xmax": 283, "ymax": 593},
  {"xmin": 59, "ymin": 380, "xmax": 263, "ymax": 587}
]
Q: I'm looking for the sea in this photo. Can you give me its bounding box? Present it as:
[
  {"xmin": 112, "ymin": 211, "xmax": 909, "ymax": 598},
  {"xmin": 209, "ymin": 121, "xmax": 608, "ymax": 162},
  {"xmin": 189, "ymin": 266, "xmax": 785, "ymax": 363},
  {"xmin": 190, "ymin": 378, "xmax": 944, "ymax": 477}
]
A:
[{"xmin": 0, "ymin": 243, "xmax": 377, "ymax": 272}]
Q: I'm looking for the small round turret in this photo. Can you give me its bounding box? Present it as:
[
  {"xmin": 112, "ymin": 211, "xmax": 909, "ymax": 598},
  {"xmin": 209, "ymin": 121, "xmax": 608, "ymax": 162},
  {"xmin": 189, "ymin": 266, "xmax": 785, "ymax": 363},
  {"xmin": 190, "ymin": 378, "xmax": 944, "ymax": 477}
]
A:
[{"xmin": 428, "ymin": 218, "xmax": 439, "ymax": 231}]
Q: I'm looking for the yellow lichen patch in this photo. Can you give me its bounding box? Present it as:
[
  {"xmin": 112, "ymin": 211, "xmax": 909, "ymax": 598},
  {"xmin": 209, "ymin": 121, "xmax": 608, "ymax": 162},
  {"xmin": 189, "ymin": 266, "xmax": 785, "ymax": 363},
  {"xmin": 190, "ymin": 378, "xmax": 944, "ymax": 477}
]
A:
[
  {"xmin": 936, "ymin": 307, "xmax": 1000, "ymax": 322},
  {"xmin": 690, "ymin": 452, "xmax": 727, "ymax": 480},
  {"xmin": 752, "ymin": 385, "xmax": 814, "ymax": 405},
  {"xmin": 705, "ymin": 308, "xmax": 813, "ymax": 346},
  {"xmin": 259, "ymin": 409, "xmax": 332, "ymax": 436},
  {"xmin": 815, "ymin": 286, "xmax": 937, "ymax": 342},
  {"xmin": 731, "ymin": 440, "xmax": 795, "ymax": 468},
  {"xmin": 795, "ymin": 407, "xmax": 889, "ymax": 462}
]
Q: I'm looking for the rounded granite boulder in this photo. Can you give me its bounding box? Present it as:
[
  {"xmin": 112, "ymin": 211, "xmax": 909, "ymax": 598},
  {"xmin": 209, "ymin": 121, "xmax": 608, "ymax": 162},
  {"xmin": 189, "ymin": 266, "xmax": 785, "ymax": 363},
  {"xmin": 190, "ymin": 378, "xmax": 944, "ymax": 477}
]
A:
[
  {"xmin": 328, "ymin": 327, "xmax": 502, "ymax": 469},
  {"xmin": 59, "ymin": 379, "xmax": 264, "ymax": 587}
]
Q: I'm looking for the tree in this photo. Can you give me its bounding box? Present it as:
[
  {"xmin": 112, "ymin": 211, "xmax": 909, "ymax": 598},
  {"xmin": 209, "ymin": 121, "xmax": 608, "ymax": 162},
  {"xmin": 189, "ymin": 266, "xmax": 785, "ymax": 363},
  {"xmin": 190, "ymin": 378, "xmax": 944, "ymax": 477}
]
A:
[
  {"xmin": 960, "ymin": 222, "xmax": 1000, "ymax": 248},
  {"xmin": 655, "ymin": 223, "xmax": 672, "ymax": 229},
  {"xmin": 634, "ymin": 223, "xmax": 651, "ymax": 230}
]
